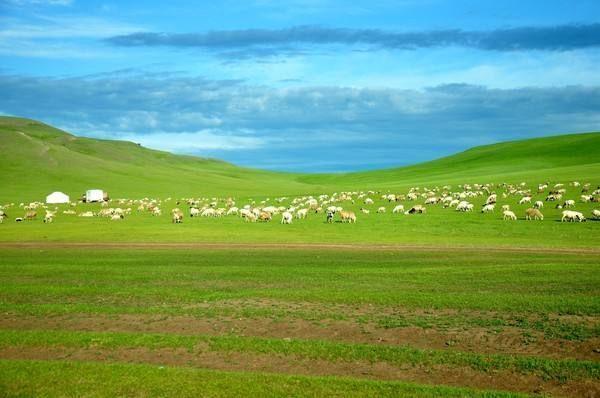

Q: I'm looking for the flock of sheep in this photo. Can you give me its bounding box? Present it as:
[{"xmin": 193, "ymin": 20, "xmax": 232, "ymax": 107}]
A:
[{"xmin": 1, "ymin": 181, "xmax": 599, "ymax": 226}]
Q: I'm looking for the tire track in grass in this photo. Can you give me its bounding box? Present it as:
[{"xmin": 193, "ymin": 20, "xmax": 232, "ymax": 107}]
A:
[
  {"xmin": 0, "ymin": 359, "xmax": 530, "ymax": 397},
  {"xmin": 0, "ymin": 329, "xmax": 597, "ymax": 396},
  {"xmin": 1, "ymin": 241, "xmax": 600, "ymax": 254}
]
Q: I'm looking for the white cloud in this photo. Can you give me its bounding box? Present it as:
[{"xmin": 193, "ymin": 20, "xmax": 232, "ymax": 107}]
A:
[
  {"xmin": 120, "ymin": 131, "xmax": 266, "ymax": 152},
  {"xmin": 4, "ymin": 0, "xmax": 73, "ymax": 6}
]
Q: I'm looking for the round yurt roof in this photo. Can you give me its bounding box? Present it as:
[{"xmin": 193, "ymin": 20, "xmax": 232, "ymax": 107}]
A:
[{"xmin": 46, "ymin": 191, "xmax": 70, "ymax": 204}]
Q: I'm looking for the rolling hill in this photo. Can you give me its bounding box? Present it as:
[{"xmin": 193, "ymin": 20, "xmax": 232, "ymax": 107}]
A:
[
  {"xmin": 300, "ymin": 132, "xmax": 600, "ymax": 188},
  {"xmin": 0, "ymin": 117, "xmax": 322, "ymax": 201},
  {"xmin": 1, "ymin": 116, "xmax": 599, "ymax": 202}
]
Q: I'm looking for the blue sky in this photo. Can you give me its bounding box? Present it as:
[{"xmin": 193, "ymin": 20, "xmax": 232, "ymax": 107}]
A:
[{"xmin": 1, "ymin": 0, "xmax": 600, "ymax": 171}]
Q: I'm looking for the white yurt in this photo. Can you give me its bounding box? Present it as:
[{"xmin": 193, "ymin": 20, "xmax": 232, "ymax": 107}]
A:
[
  {"xmin": 85, "ymin": 189, "xmax": 105, "ymax": 202},
  {"xmin": 46, "ymin": 191, "xmax": 70, "ymax": 204}
]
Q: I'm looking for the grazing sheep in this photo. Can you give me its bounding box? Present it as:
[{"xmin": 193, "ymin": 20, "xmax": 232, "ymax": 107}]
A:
[
  {"xmin": 518, "ymin": 197, "xmax": 532, "ymax": 205},
  {"xmin": 258, "ymin": 212, "xmax": 272, "ymax": 222},
  {"xmin": 326, "ymin": 211, "xmax": 335, "ymax": 223},
  {"xmin": 364, "ymin": 198, "xmax": 374, "ymax": 205},
  {"xmin": 392, "ymin": 204, "xmax": 404, "ymax": 214},
  {"xmin": 485, "ymin": 194, "xmax": 497, "ymax": 205},
  {"xmin": 201, "ymin": 208, "xmax": 217, "ymax": 217},
  {"xmin": 481, "ymin": 204, "xmax": 495, "ymax": 213},
  {"xmin": 0, "ymin": 211, "xmax": 6, "ymax": 224},
  {"xmin": 244, "ymin": 212, "xmax": 257, "ymax": 222},
  {"xmin": 455, "ymin": 201, "xmax": 471, "ymax": 212},
  {"xmin": 43, "ymin": 211, "xmax": 55, "ymax": 223},
  {"xmin": 296, "ymin": 208, "xmax": 308, "ymax": 219},
  {"xmin": 25, "ymin": 210, "xmax": 37, "ymax": 220},
  {"xmin": 281, "ymin": 211, "xmax": 293, "ymax": 224},
  {"xmin": 533, "ymin": 201, "xmax": 544, "ymax": 209},
  {"xmin": 190, "ymin": 207, "xmax": 201, "ymax": 217},
  {"xmin": 563, "ymin": 200, "xmax": 575, "ymax": 208},
  {"xmin": 561, "ymin": 210, "xmax": 586, "ymax": 222},
  {"xmin": 377, "ymin": 206, "xmax": 386, "ymax": 213},
  {"xmin": 110, "ymin": 214, "xmax": 124, "ymax": 221},
  {"xmin": 592, "ymin": 209, "xmax": 600, "ymax": 219},
  {"xmin": 360, "ymin": 208, "xmax": 370, "ymax": 214},
  {"xmin": 340, "ymin": 210, "xmax": 356, "ymax": 223},
  {"xmin": 503, "ymin": 210, "xmax": 517, "ymax": 220},
  {"xmin": 78, "ymin": 211, "xmax": 95, "ymax": 217},
  {"xmin": 172, "ymin": 208, "xmax": 184, "ymax": 223},
  {"xmin": 525, "ymin": 208, "xmax": 544, "ymax": 221},
  {"xmin": 406, "ymin": 205, "xmax": 426, "ymax": 214}
]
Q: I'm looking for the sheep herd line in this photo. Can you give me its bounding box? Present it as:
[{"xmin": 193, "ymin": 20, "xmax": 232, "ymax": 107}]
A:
[{"xmin": 1, "ymin": 181, "xmax": 599, "ymax": 226}]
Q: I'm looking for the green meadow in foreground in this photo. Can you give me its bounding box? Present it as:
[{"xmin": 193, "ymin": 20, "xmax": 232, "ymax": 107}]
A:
[{"xmin": 0, "ymin": 248, "xmax": 598, "ymax": 396}]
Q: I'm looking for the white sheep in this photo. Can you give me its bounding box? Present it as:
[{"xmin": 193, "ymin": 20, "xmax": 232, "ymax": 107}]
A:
[
  {"xmin": 377, "ymin": 206, "xmax": 386, "ymax": 213},
  {"xmin": 533, "ymin": 201, "xmax": 544, "ymax": 209},
  {"xmin": 296, "ymin": 208, "xmax": 308, "ymax": 219},
  {"xmin": 592, "ymin": 209, "xmax": 600, "ymax": 219},
  {"xmin": 481, "ymin": 204, "xmax": 495, "ymax": 213},
  {"xmin": 455, "ymin": 201, "xmax": 471, "ymax": 212},
  {"xmin": 518, "ymin": 197, "xmax": 532, "ymax": 205},
  {"xmin": 503, "ymin": 210, "xmax": 517, "ymax": 220},
  {"xmin": 190, "ymin": 207, "xmax": 201, "ymax": 217},
  {"xmin": 392, "ymin": 204, "xmax": 404, "ymax": 213},
  {"xmin": 281, "ymin": 211, "xmax": 293, "ymax": 224},
  {"xmin": 561, "ymin": 210, "xmax": 585, "ymax": 222},
  {"xmin": 501, "ymin": 204, "xmax": 510, "ymax": 212}
]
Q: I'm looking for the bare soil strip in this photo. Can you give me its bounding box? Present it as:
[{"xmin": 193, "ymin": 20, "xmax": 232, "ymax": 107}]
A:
[
  {"xmin": 1, "ymin": 346, "xmax": 597, "ymax": 397},
  {"xmin": 1, "ymin": 314, "xmax": 597, "ymax": 360},
  {"xmin": 1, "ymin": 242, "xmax": 600, "ymax": 254}
]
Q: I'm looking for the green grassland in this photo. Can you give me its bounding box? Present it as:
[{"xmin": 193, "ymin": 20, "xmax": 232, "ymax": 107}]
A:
[
  {"xmin": 1, "ymin": 116, "xmax": 599, "ymax": 396},
  {"xmin": 0, "ymin": 248, "xmax": 598, "ymax": 396}
]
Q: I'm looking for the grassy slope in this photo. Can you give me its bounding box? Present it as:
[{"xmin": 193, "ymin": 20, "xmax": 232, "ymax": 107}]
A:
[
  {"xmin": 1, "ymin": 116, "xmax": 600, "ymax": 202},
  {"xmin": 0, "ymin": 116, "xmax": 319, "ymax": 202},
  {"xmin": 300, "ymin": 132, "xmax": 600, "ymax": 189}
]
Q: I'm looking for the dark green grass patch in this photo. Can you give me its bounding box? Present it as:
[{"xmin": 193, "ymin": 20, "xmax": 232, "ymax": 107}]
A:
[{"xmin": 1, "ymin": 249, "xmax": 598, "ymax": 315}]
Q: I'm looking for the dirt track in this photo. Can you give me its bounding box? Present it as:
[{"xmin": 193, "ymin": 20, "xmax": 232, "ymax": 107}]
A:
[{"xmin": 0, "ymin": 241, "xmax": 599, "ymax": 254}]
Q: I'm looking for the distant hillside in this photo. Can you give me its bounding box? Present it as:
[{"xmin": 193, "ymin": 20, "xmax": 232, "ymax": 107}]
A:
[
  {"xmin": 0, "ymin": 117, "xmax": 320, "ymax": 201},
  {"xmin": 1, "ymin": 116, "xmax": 598, "ymax": 202},
  {"xmin": 299, "ymin": 132, "xmax": 600, "ymax": 188}
]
